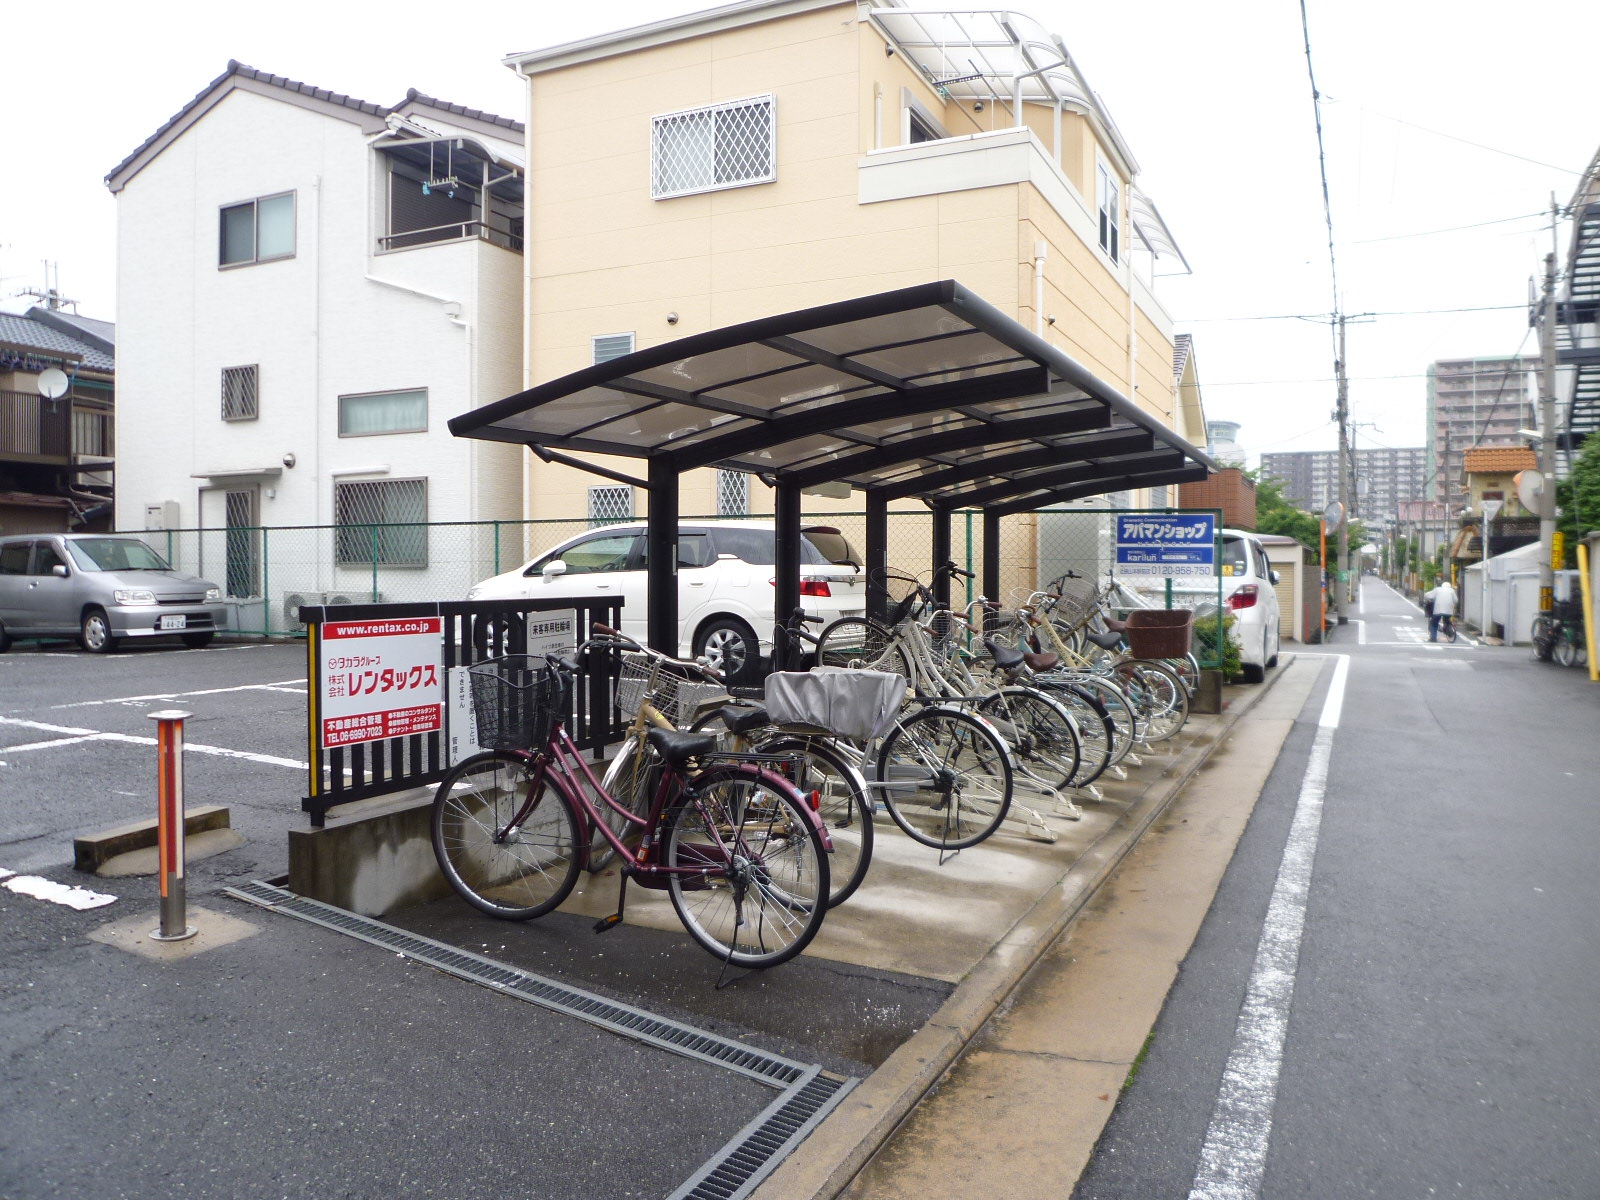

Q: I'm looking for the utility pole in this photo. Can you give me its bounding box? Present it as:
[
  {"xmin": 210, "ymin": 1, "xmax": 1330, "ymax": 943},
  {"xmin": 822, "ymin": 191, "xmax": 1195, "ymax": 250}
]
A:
[
  {"xmin": 1334, "ymin": 314, "xmax": 1352, "ymax": 623},
  {"xmin": 1537, "ymin": 249, "xmax": 1559, "ymax": 613}
]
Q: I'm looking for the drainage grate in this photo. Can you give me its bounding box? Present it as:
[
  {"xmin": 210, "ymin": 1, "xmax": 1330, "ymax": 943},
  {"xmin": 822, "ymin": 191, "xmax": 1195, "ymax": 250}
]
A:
[
  {"xmin": 667, "ymin": 1067, "xmax": 856, "ymax": 1200},
  {"xmin": 224, "ymin": 880, "xmax": 809, "ymax": 1087}
]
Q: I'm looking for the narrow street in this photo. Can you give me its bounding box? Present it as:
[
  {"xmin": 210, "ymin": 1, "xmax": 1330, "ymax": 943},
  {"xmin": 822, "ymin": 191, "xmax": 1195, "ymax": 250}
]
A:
[{"xmin": 1074, "ymin": 577, "xmax": 1600, "ymax": 1197}]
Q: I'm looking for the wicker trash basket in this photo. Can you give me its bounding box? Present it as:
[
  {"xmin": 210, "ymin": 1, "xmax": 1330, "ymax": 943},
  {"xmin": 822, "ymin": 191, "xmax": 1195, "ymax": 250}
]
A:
[{"xmin": 1124, "ymin": 608, "xmax": 1193, "ymax": 658}]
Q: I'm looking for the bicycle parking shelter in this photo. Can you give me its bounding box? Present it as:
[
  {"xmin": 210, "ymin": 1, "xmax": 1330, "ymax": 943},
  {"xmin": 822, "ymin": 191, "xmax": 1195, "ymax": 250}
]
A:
[{"xmin": 450, "ymin": 279, "xmax": 1217, "ymax": 656}]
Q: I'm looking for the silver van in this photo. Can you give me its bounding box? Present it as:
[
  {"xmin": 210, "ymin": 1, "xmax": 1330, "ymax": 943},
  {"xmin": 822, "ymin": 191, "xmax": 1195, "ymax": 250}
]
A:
[{"xmin": 0, "ymin": 533, "xmax": 228, "ymax": 653}]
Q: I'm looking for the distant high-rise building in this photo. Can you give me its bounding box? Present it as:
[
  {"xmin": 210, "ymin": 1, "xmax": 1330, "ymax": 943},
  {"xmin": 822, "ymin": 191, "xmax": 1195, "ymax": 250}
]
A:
[
  {"xmin": 1425, "ymin": 356, "xmax": 1537, "ymax": 512},
  {"xmin": 1260, "ymin": 446, "xmax": 1427, "ymax": 528}
]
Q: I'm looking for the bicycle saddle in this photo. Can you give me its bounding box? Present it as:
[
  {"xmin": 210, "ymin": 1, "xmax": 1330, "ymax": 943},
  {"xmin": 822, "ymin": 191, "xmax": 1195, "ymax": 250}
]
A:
[
  {"xmin": 1086, "ymin": 629, "xmax": 1124, "ymax": 650},
  {"xmin": 646, "ymin": 728, "xmax": 719, "ymax": 765},
  {"xmin": 986, "ymin": 639, "xmax": 1061, "ymax": 673},
  {"xmin": 1103, "ymin": 616, "xmax": 1129, "ymax": 633},
  {"xmin": 714, "ymin": 705, "xmax": 771, "ymax": 735}
]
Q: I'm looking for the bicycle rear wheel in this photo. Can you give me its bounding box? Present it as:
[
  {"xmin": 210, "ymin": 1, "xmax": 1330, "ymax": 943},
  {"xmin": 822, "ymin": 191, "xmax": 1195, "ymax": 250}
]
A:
[
  {"xmin": 875, "ymin": 706, "xmax": 1013, "ymax": 850},
  {"xmin": 1032, "ymin": 678, "xmax": 1114, "ymax": 786},
  {"xmin": 975, "ymin": 686, "xmax": 1081, "ymax": 791},
  {"xmin": 1555, "ymin": 632, "xmax": 1579, "ymax": 666},
  {"xmin": 1115, "ymin": 659, "xmax": 1189, "ymax": 743},
  {"xmin": 431, "ymin": 752, "xmax": 582, "ymax": 920},
  {"xmin": 663, "ymin": 765, "xmax": 829, "ymax": 969}
]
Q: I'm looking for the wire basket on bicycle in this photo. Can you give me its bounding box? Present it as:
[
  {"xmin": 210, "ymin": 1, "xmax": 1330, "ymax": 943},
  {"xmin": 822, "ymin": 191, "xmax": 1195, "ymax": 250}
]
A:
[
  {"xmin": 468, "ymin": 655, "xmax": 568, "ymax": 753},
  {"xmin": 614, "ymin": 649, "xmax": 723, "ymax": 726},
  {"xmin": 871, "ymin": 568, "xmax": 929, "ymax": 629}
]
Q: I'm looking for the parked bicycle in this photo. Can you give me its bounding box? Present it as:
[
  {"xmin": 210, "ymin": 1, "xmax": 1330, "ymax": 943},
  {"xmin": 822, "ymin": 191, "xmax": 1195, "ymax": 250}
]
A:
[{"xmin": 430, "ymin": 648, "xmax": 831, "ymax": 970}]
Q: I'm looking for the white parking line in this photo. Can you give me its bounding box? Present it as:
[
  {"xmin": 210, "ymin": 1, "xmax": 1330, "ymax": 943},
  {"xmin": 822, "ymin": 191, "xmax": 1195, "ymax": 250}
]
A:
[
  {"xmin": 52, "ymin": 679, "xmax": 309, "ymax": 709},
  {"xmin": 0, "ymin": 716, "xmax": 306, "ymax": 770},
  {"xmin": 0, "ymin": 869, "xmax": 117, "ymax": 910}
]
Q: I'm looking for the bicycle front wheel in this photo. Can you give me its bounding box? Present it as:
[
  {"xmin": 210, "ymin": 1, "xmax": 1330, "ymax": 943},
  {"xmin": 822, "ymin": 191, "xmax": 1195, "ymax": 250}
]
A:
[
  {"xmin": 761, "ymin": 735, "xmax": 874, "ymax": 908},
  {"xmin": 1115, "ymin": 659, "xmax": 1189, "ymax": 743},
  {"xmin": 875, "ymin": 706, "xmax": 1013, "ymax": 850},
  {"xmin": 431, "ymin": 752, "xmax": 582, "ymax": 920},
  {"xmin": 975, "ymin": 686, "xmax": 1081, "ymax": 790},
  {"xmin": 1555, "ymin": 633, "xmax": 1579, "ymax": 667},
  {"xmin": 815, "ymin": 617, "xmax": 910, "ymax": 677},
  {"xmin": 663, "ymin": 766, "xmax": 830, "ymax": 969}
]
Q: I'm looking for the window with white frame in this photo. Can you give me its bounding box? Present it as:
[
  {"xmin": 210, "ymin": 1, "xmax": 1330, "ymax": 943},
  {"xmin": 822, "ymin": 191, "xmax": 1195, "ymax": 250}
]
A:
[
  {"xmin": 716, "ymin": 470, "xmax": 749, "ymax": 517},
  {"xmin": 592, "ymin": 333, "xmax": 635, "ymax": 364},
  {"xmin": 588, "ymin": 485, "xmax": 634, "ymax": 526},
  {"xmin": 221, "ymin": 365, "xmax": 259, "ymax": 421},
  {"xmin": 334, "ymin": 478, "xmax": 428, "ymax": 566},
  {"xmin": 1096, "ymin": 163, "xmax": 1120, "ymax": 264},
  {"xmin": 338, "ymin": 388, "xmax": 428, "ymax": 437},
  {"xmin": 220, "ymin": 192, "xmax": 295, "ymax": 266},
  {"xmin": 651, "ymin": 94, "xmax": 776, "ymax": 199}
]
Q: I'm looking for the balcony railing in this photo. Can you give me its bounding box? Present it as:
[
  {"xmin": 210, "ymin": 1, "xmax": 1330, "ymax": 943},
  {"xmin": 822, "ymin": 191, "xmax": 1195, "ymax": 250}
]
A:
[
  {"xmin": 377, "ymin": 220, "xmax": 524, "ymax": 254},
  {"xmin": 0, "ymin": 389, "xmax": 70, "ymax": 461}
]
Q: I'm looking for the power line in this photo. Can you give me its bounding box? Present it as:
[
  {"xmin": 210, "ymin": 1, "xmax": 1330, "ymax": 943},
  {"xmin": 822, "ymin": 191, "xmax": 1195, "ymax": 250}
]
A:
[
  {"xmin": 1182, "ymin": 302, "xmax": 1524, "ymax": 324},
  {"xmin": 1360, "ymin": 107, "xmax": 1587, "ymax": 176},
  {"xmin": 1348, "ymin": 211, "xmax": 1549, "ymax": 244}
]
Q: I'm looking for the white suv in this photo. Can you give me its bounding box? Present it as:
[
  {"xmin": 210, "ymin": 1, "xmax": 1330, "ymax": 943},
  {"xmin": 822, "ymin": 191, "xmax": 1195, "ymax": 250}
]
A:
[
  {"xmin": 1131, "ymin": 527, "xmax": 1282, "ymax": 683},
  {"xmin": 467, "ymin": 521, "xmax": 865, "ymax": 680}
]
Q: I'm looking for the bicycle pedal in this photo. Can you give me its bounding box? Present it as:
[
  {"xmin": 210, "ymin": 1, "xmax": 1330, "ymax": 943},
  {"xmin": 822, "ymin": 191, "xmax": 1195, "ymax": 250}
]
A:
[{"xmin": 592, "ymin": 913, "xmax": 624, "ymax": 934}]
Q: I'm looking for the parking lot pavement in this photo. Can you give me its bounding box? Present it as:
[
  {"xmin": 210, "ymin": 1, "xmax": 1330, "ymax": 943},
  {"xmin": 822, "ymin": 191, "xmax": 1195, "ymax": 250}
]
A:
[{"xmin": 0, "ymin": 640, "xmax": 310, "ymax": 879}]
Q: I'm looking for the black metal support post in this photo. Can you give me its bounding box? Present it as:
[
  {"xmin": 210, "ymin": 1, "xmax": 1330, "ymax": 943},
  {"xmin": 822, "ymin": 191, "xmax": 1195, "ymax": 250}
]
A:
[
  {"xmin": 773, "ymin": 483, "xmax": 802, "ymax": 640},
  {"xmin": 865, "ymin": 489, "xmax": 889, "ymax": 621},
  {"xmin": 646, "ymin": 456, "xmax": 679, "ymax": 655},
  {"xmin": 982, "ymin": 509, "xmax": 1001, "ymax": 622},
  {"xmin": 930, "ymin": 504, "xmax": 952, "ymax": 608}
]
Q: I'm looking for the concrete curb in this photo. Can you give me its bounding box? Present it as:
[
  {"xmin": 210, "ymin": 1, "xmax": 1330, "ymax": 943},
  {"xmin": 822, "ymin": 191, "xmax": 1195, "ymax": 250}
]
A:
[{"xmin": 751, "ymin": 673, "xmax": 1291, "ymax": 1200}]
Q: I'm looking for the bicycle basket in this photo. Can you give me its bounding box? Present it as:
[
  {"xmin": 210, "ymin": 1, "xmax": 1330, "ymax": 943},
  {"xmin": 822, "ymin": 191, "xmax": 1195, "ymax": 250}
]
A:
[
  {"xmin": 872, "ymin": 568, "xmax": 926, "ymax": 628},
  {"xmin": 468, "ymin": 655, "xmax": 566, "ymax": 752},
  {"xmin": 614, "ymin": 651, "xmax": 723, "ymax": 726},
  {"xmin": 1046, "ymin": 576, "xmax": 1099, "ymax": 632},
  {"xmin": 764, "ymin": 668, "xmax": 907, "ymax": 741},
  {"xmin": 1124, "ymin": 608, "xmax": 1193, "ymax": 659}
]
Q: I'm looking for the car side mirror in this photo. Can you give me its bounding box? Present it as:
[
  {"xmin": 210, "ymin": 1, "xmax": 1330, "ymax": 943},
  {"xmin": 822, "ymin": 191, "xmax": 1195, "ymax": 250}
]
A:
[
  {"xmin": 52, "ymin": 564, "xmax": 69, "ymax": 578},
  {"xmin": 1269, "ymin": 569, "xmax": 1280, "ymax": 585},
  {"xmin": 542, "ymin": 560, "xmax": 567, "ymax": 579}
]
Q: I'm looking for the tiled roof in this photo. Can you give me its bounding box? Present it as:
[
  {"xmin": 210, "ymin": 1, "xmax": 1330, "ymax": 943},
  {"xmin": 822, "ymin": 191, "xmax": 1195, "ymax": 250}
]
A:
[
  {"xmin": 398, "ymin": 88, "xmax": 523, "ymax": 133},
  {"xmin": 108, "ymin": 62, "xmax": 522, "ymax": 188},
  {"xmin": 1461, "ymin": 446, "xmax": 1536, "ymax": 473},
  {"xmin": 0, "ymin": 310, "xmax": 115, "ymax": 372}
]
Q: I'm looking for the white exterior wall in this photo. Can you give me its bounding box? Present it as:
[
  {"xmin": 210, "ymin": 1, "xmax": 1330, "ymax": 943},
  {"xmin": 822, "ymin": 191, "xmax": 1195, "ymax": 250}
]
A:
[{"xmin": 114, "ymin": 88, "xmax": 523, "ymax": 604}]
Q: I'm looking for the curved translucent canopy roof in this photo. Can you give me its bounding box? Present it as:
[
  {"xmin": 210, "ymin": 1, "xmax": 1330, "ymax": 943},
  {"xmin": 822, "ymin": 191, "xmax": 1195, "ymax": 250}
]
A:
[{"xmin": 449, "ymin": 280, "xmax": 1213, "ymax": 510}]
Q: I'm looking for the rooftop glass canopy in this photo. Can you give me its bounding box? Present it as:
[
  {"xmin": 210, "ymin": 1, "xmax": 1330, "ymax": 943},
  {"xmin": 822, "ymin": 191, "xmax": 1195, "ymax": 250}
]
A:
[{"xmin": 449, "ymin": 279, "xmax": 1213, "ymax": 512}]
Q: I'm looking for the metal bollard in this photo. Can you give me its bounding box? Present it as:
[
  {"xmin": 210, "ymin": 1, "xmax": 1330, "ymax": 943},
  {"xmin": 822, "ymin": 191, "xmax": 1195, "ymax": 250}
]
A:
[{"xmin": 148, "ymin": 710, "xmax": 197, "ymax": 942}]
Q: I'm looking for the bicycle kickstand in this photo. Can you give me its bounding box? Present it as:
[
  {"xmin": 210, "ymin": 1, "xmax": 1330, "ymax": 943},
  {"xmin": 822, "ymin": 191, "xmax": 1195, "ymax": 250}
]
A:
[{"xmin": 593, "ymin": 873, "xmax": 629, "ymax": 934}]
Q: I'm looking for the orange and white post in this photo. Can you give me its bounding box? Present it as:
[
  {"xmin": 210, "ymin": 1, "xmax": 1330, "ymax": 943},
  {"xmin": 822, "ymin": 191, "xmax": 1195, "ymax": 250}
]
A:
[{"xmin": 149, "ymin": 709, "xmax": 197, "ymax": 942}]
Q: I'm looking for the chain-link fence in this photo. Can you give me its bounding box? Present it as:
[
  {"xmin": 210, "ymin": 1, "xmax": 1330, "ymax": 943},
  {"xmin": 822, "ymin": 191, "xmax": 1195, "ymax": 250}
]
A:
[{"xmin": 126, "ymin": 507, "xmax": 1198, "ymax": 638}]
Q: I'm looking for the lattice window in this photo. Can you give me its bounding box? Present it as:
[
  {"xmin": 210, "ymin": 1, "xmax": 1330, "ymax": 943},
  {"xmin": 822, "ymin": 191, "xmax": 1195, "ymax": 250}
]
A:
[
  {"xmin": 651, "ymin": 95, "xmax": 775, "ymax": 199},
  {"xmin": 334, "ymin": 478, "xmax": 428, "ymax": 566},
  {"xmin": 588, "ymin": 485, "xmax": 634, "ymax": 526},
  {"xmin": 592, "ymin": 333, "xmax": 635, "ymax": 364},
  {"xmin": 221, "ymin": 365, "xmax": 259, "ymax": 421},
  {"xmin": 717, "ymin": 470, "xmax": 749, "ymax": 517},
  {"xmin": 1097, "ymin": 163, "xmax": 1120, "ymax": 264}
]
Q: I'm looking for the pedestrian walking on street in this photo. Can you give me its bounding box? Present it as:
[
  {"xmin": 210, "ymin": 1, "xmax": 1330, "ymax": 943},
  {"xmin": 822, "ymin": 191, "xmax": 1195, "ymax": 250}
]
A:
[{"xmin": 1425, "ymin": 578, "xmax": 1458, "ymax": 642}]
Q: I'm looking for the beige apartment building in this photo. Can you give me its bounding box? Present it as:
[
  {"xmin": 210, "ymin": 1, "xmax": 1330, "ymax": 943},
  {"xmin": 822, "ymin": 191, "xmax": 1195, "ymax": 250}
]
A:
[{"xmin": 502, "ymin": 0, "xmax": 1200, "ymax": 523}]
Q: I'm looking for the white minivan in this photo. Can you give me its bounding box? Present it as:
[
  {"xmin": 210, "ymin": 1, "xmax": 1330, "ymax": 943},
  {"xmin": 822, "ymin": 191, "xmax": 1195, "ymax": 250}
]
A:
[
  {"xmin": 1132, "ymin": 527, "xmax": 1282, "ymax": 682},
  {"xmin": 467, "ymin": 521, "xmax": 865, "ymax": 680}
]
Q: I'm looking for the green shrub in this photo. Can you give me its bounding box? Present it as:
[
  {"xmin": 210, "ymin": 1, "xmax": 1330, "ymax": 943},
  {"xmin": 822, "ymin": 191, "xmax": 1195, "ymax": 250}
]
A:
[{"xmin": 1194, "ymin": 612, "xmax": 1244, "ymax": 680}]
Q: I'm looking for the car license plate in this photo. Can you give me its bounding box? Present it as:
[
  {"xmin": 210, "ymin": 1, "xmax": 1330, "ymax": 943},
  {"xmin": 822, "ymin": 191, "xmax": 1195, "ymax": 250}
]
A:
[{"xmin": 159, "ymin": 614, "xmax": 187, "ymax": 631}]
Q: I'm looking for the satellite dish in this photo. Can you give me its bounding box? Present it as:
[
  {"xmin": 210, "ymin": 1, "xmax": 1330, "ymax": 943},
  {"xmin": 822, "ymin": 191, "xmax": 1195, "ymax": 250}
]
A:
[
  {"xmin": 36, "ymin": 367, "xmax": 69, "ymax": 400},
  {"xmin": 1514, "ymin": 469, "xmax": 1544, "ymax": 512}
]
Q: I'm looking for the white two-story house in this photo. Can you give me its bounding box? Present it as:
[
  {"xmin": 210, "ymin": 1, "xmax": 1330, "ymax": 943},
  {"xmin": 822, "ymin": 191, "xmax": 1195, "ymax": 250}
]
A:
[{"xmin": 106, "ymin": 62, "xmax": 524, "ymax": 627}]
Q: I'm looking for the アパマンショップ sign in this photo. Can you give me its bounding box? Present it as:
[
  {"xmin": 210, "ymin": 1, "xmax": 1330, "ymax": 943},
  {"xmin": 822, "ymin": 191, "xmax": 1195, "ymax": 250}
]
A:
[{"xmin": 319, "ymin": 617, "xmax": 444, "ymax": 749}]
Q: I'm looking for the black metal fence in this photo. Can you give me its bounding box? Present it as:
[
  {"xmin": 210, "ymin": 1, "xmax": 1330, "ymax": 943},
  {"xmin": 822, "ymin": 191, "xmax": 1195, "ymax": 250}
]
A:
[{"xmin": 300, "ymin": 596, "xmax": 621, "ymax": 827}]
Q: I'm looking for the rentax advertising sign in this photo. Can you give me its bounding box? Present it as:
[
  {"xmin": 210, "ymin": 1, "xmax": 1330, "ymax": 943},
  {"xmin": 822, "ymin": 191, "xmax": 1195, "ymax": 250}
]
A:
[
  {"xmin": 1115, "ymin": 513, "xmax": 1217, "ymax": 576},
  {"xmin": 319, "ymin": 617, "xmax": 444, "ymax": 749}
]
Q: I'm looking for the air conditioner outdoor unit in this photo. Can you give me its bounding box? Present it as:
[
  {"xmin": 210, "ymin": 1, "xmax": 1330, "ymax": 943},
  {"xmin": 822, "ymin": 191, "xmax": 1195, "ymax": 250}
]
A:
[
  {"xmin": 282, "ymin": 591, "xmax": 326, "ymax": 630},
  {"xmin": 325, "ymin": 592, "xmax": 381, "ymax": 606}
]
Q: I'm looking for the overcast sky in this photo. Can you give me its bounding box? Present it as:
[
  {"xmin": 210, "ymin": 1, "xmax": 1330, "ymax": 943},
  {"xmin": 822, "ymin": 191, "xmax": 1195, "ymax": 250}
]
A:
[{"xmin": 4, "ymin": 0, "xmax": 1597, "ymax": 464}]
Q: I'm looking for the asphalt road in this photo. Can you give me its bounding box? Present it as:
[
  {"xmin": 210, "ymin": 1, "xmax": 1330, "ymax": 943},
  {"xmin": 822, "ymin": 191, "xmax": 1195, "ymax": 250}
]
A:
[
  {"xmin": 0, "ymin": 636, "xmax": 949, "ymax": 1199},
  {"xmin": 1074, "ymin": 578, "xmax": 1600, "ymax": 1199}
]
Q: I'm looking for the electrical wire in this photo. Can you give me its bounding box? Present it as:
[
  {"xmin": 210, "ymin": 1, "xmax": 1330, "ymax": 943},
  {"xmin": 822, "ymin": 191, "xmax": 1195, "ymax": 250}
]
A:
[
  {"xmin": 1183, "ymin": 302, "xmax": 1525, "ymax": 324},
  {"xmin": 1348, "ymin": 212, "xmax": 1550, "ymax": 244},
  {"xmin": 1359, "ymin": 107, "xmax": 1587, "ymax": 176}
]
